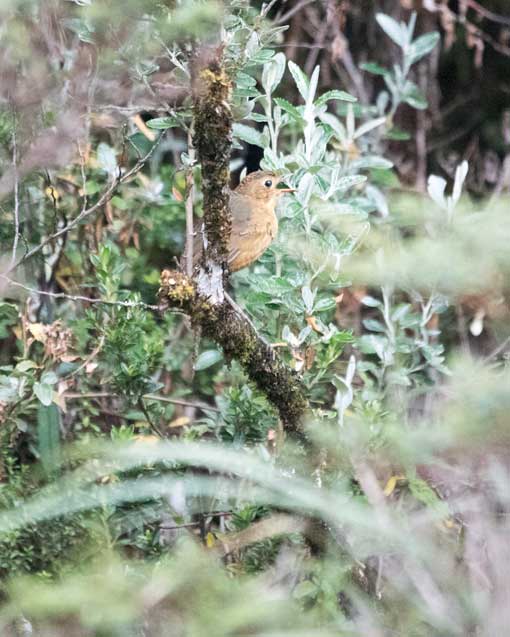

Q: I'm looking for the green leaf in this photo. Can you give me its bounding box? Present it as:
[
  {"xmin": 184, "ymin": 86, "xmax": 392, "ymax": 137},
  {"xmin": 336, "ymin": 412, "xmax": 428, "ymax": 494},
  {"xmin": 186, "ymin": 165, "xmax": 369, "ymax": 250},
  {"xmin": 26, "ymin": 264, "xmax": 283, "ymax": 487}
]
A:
[
  {"xmin": 409, "ymin": 32, "xmax": 440, "ymax": 64},
  {"xmin": 403, "ymin": 83, "xmax": 428, "ymax": 110},
  {"xmin": 195, "ymin": 349, "xmax": 223, "ymax": 371},
  {"xmin": 352, "ymin": 156, "xmax": 394, "ymax": 170},
  {"xmin": 34, "ymin": 382, "xmax": 54, "ymax": 406},
  {"xmin": 315, "ymin": 89, "xmax": 357, "ymax": 107},
  {"xmin": 363, "ymin": 319, "xmax": 386, "ymax": 333},
  {"xmin": 97, "ymin": 143, "xmax": 118, "ymax": 176},
  {"xmin": 16, "ymin": 360, "xmax": 39, "ymax": 373},
  {"xmin": 362, "ymin": 296, "xmax": 381, "ymax": 308},
  {"xmin": 273, "ymin": 98, "xmax": 303, "ymax": 123},
  {"xmin": 0, "ymin": 302, "xmax": 18, "ymax": 338},
  {"xmin": 37, "ymin": 404, "xmax": 61, "ymax": 477},
  {"xmin": 233, "ymin": 123, "xmax": 266, "ymax": 148},
  {"xmin": 384, "ymin": 127, "xmax": 411, "ymax": 141},
  {"xmin": 353, "ymin": 116, "xmax": 387, "ymax": 140},
  {"xmin": 288, "ymin": 61, "xmax": 309, "ymax": 102},
  {"xmin": 376, "ymin": 13, "xmax": 407, "ymax": 47},
  {"xmin": 146, "ymin": 116, "xmax": 179, "ymax": 130},
  {"xmin": 261, "ymin": 52, "xmax": 286, "ymax": 94},
  {"xmin": 236, "ymin": 72, "xmax": 257, "ymax": 89},
  {"xmin": 360, "ymin": 62, "xmax": 389, "ymax": 76}
]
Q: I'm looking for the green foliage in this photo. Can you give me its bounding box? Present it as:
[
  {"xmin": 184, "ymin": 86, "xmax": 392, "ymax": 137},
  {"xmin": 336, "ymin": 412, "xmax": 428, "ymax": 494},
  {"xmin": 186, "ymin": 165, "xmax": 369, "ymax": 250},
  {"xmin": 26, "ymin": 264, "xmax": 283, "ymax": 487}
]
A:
[{"xmin": 1, "ymin": 1, "xmax": 510, "ymax": 636}]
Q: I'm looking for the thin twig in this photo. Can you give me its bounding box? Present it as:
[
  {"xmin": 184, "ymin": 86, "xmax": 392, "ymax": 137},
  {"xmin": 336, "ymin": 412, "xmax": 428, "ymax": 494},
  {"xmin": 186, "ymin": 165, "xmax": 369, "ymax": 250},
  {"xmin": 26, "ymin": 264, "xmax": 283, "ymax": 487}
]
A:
[
  {"xmin": 260, "ymin": 0, "xmax": 280, "ymax": 19},
  {"xmin": 9, "ymin": 121, "xmax": 20, "ymax": 269},
  {"xmin": 185, "ymin": 127, "xmax": 196, "ymax": 278},
  {"xmin": 138, "ymin": 397, "xmax": 165, "ymax": 438},
  {"xmin": 144, "ymin": 394, "xmax": 220, "ymax": 412},
  {"xmin": 274, "ymin": 0, "xmax": 315, "ymax": 24},
  {"xmin": 463, "ymin": 0, "xmax": 510, "ymax": 27},
  {"xmin": 159, "ymin": 511, "xmax": 233, "ymax": 531},
  {"xmin": 484, "ymin": 335, "xmax": 510, "ymax": 363},
  {"xmin": 63, "ymin": 391, "xmax": 219, "ymax": 413},
  {"xmin": 67, "ymin": 334, "xmax": 105, "ymax": 378},
  {"xmin": 77, "ymin": 140, "xmax": 88, "ymax": 214},
  {"xmin": 0, "ymin": 274, "xmax": 161, "ymax": 311},
  {"xmin": 4, "ymin": 137, "xmax": 162, "ymax": 276}
]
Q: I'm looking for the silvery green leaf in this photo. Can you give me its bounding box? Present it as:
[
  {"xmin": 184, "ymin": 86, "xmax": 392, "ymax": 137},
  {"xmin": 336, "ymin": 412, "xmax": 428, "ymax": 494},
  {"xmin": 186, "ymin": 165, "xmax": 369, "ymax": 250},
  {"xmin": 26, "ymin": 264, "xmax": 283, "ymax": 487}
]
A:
[
  {"xmin": 233, "ymin": 123, "xmax": 266, "ymax": 148},
  {"xmin": 407, "ymin": 12, "xmax": 417, "ymax": 40},
  {"xmin": 346, "ymin": 104, "xmax": 355, "ymax": 139},
  {"xmin": 236, "ymin": 72, "xmax": 257, "ymax": 88},
  {"xmin": 97, "ymin": 143, "xmax": 118, "ymax": 177},
  {"xmin": 16, "ymin": 360, "xmax": 39, "ymax": 373},
  {"xmin": 273, "ymin": 98, "xmax": 303, "ymax": 122},
  {"xmin": 234, "ymin": 87, "xmax": 260, "ymax": 98},
  {"xmin": 352, "ymin": 156, "xmax": 393, "ymax": 170},
  {"xmin": 249, "ymin": 113, "xmax": 268, "ymax": 123},
  {"xmin": 310, "ymin": 128, "xmax": 329, "ymax": 164},
  {"xmin": 409, "ymin": 32, "xmax": 440, "ymax": 64},
  {"xmin": 376, "ymin": 90, "xmax": 390, "ymax": 114},
  {"xmin": 360, "ymin": 62, "xmax": 389, "ymax": 76},
  {"xmin": 261, "ymin": 148, "xmax": 284, "ymax": 171},
  {"xmin": 403, "ymin": 83, "xmax": 428, "ymax": 110},
  {"xmin": 288, "ymin": 61, "xmax": 309, "ymax": 102},
  {"xmin": 353, "ymin": 116, "xmax": 386, "ymax": 140},
  {"xmin": 301, "ymin": 286, "xmax": 315, "ymax": 314},
  {"xmin": 362, "ymin": 295, "xmax": 382, "ymax": 308},
  {"xmin": 274, "ymin": 104, "xmax": 282, "ymax": 129},
  {"xmin": 319, "ymin": 112, "xmax": 346, "ymax": 142},
  {"xmin": 146, "ymin": 116, "xmax": 179, "ymax": 130},
  {"xmin": 307, "ymin": 65, "xmax": 320, "ymax": 106},
  {"xmin": 345, "ymin": 355, "xmax": 356, "ymax": 386},
  {"xmin": 34, "ymin": 382, "xmax": 53, "ymax": 406},
  {"xmin": 194, "ymin": 349, "xmax": 223, "ymax": 371},
  {"xmin": 452, "ymin": 160, "xmax": 469, "ymax": 207},
  {"xmin": 245, "ymin": 31, "xmax": 259, "ymax": 57},
  {"xmin": 41, "ymin": 371, "xmax": 58, "ymax": 385},
  {"xmin": 315, "ymin": 89, "xmax": 357, "ymax": 107},
  {"xmin": 261, "ymin": 52, "xmax": 286, "ymax": 94},
  {"xmin": 335, "ymin": 175, "xmax": 367, "ymax": 192},
  {"xmin": 427, "ymin": 174, "xmax": 447, "ymax": 209},
  {"xmin": 282, "ymin": 325, "xmax": 299, "ymax": 348},
  {"xmin": 366, "ymin": 184, "xmax": 389, "ymax": 217},
  {"xmin": 391, "ymin": 304, "xmax": 411, "ymax": 323},
  {"xmin": 297, "ymin": 325, "xmax": 312, "ymax": 344},
  {"xmin": 0, "ymin": 376, "xmax": 19, "ymax": 402},
  {"xmin": 363, "ymin": 318, "xmax": 386, "ymax": 333},
  {"xmin": 376, "ymin": 13, "xmax": 407, "ymax": 47},
  {"xmin": 296, "ymin": 172, "xmax": 314, "ymax": 206}
]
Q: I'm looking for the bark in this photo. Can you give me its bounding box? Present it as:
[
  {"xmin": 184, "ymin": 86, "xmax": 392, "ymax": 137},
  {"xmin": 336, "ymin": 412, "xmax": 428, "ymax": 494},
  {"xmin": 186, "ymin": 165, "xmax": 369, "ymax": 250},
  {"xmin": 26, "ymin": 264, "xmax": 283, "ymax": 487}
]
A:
[{"xmin": 159, "ymin": 50, "xmax": 308, "ymax": 432}]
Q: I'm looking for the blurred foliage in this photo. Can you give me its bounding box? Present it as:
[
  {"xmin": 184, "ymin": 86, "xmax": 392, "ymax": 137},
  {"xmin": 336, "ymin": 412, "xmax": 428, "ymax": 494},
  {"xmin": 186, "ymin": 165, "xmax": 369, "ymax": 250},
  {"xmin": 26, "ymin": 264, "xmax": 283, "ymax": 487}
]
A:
[{"xmin": 0, "ymin": 1, "xmax": 510, "ymax": 636}]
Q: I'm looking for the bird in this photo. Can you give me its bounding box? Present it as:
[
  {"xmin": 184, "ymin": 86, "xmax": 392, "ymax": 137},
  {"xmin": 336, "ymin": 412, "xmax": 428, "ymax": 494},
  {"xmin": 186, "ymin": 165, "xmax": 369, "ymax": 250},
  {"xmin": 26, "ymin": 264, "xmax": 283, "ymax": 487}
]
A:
[{"xmin": 192, "ymin": 170, "xmax": 295, "ymax": 272}]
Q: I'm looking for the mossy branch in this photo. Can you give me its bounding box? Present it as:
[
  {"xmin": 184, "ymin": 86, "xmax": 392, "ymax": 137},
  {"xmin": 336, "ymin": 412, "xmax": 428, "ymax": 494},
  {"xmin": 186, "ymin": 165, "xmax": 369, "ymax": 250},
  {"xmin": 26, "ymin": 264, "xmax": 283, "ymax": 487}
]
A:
[
  {"xmin": 158, "ymin": 271, "xmax": 308, "ymax": 430},
  {"xmin": 159, "ymin": 50, "xmax": 308, "ymax": 431},
  {"xmin": 191, "ymin": 51, "xmax": 232, "ymax": 267}
]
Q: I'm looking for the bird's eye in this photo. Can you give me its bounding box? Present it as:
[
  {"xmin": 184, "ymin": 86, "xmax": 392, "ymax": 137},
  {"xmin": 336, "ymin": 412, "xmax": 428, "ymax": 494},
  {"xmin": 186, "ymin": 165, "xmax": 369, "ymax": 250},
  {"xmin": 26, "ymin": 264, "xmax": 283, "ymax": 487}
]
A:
[{"xmin": 264, "ymin": 179, "xmax": 273, "ymax": 188}]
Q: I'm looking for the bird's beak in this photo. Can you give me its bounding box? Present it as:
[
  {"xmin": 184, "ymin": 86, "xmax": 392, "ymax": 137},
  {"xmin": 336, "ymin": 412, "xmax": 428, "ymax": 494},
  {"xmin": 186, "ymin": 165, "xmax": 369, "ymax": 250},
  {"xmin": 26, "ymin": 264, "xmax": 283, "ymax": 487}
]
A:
[{"xmin": 277, "ymin": 185, "xmax": 296, "ymax": 193}]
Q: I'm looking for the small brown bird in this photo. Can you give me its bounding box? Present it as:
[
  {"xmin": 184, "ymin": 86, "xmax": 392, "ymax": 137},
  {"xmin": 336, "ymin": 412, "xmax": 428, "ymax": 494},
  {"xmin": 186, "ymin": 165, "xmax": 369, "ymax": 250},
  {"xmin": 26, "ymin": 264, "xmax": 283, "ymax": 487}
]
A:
[{"xmin": 193, "ymin": 170, "xmax": 295, "ymax": 272}]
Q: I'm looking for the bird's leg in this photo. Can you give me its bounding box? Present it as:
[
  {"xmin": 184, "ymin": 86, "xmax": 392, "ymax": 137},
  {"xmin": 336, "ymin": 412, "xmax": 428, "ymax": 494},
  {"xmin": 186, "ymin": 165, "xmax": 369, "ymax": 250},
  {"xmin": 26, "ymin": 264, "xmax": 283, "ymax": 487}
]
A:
[{"xmin": 224, "ymin": 291, "xmax": 273, "ymax": 353}]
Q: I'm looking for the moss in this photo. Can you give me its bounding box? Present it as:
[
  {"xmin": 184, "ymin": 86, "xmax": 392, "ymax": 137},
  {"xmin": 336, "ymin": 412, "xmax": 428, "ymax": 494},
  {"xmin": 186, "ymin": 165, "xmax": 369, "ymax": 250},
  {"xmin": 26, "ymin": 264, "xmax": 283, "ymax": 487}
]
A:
[
  {"xmin": 192, "ymin": 54, "xmax": 233, "ymax": 267},
  {"xmin": 158, "ymin": 54, "xmax": 308, "ymax": 433}
]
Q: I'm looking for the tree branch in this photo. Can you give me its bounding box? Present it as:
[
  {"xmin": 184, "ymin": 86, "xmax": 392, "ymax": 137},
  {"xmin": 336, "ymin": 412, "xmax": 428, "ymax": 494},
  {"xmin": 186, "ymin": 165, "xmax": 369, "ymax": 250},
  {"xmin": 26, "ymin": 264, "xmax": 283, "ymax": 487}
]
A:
[
  {"xmin": 3, "ymin": 137, "xmax": 162, "ymax": 277},
  {"xmin": 158, "ymin": 271, "xmax": 307, "ymax": 431},
  {"xmin": 158, "ymin": 51, "xmax": 308, "ymax": 432}
]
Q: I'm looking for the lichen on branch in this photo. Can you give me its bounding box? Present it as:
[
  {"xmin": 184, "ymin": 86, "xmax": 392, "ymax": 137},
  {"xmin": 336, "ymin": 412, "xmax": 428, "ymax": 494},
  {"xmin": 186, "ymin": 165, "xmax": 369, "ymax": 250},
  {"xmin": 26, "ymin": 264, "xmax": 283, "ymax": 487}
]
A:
[
  {"xmin": 159, "ymin": 270, "xmax": 308, "ymax": 430},
  {"xmin": 191, "ymin": 51, "xmax": 232, "ymax": 267},
  {"xmin": 158, "ymin": 50, "xmax": 308, "ymax": 432}
]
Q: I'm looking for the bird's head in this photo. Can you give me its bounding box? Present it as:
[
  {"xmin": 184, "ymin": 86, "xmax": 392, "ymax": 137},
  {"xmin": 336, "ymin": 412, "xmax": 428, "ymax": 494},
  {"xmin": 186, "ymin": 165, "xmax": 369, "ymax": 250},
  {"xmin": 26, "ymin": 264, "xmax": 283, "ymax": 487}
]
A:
[{"xmin": 234, "ymin": 170, "xmax": 295, "ymax": 202}]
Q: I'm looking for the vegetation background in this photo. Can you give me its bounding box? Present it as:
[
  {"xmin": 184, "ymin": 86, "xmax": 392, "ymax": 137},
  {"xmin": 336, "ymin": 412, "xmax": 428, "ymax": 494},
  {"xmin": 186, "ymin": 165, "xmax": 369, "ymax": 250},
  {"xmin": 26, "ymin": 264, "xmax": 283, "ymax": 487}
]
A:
[{"xmin": 1, "ymin": 0, "xmax": 510, "ymax": 635}]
